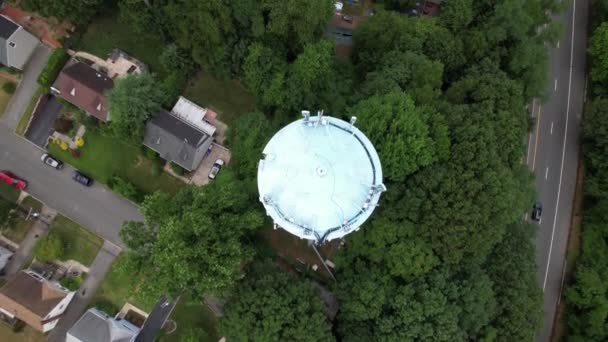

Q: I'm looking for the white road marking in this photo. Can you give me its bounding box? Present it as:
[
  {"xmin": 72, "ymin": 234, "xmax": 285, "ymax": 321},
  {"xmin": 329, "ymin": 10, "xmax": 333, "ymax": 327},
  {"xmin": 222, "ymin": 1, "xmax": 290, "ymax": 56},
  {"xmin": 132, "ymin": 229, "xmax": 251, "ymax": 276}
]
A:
[
  {"xmin": 554, "ymin": 78, "xmax": 558, "ymax": 91},
  {"xmin": 557, "ymin": 40, "xmax": 560, "ymax": 48},
  {"xmin": 524, "ymin": 213, "xmax": 528, "ymax": 221},
  {"xmin": 551, "ymin": 121, "xmax": 554, "ymax": 135},
  {"xmin": 545, "ymin": 167, "xmax": 549, "ymax": 179},
  {"xmin": 532, "ymin": 104, "xmax": 542, "ymax": 171},
  {"xmin": 543, "ymin": 0, "xmax": 576, "ymax": 291},
  {"xmin": 526, "ymin": 99, "xmax": 536, "ymax": 165}
]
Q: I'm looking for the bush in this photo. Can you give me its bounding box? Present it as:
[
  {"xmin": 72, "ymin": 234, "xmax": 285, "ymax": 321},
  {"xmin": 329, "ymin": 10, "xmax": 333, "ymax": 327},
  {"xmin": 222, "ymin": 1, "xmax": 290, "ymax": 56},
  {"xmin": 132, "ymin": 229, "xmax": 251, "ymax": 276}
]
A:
[
  {"xmin": 60, "ymin": 275, "xmax": 83, "ymax": 291},
  {"xmin": 2, "ymin": 81, "xmax": 16, "ymax": 94},
  {"xmin": 69, "ymin": 149, "xmax": 81, "ymax": 158},
  {"xmin": 37, "ymin": 48, "xmax": 69, "ymax": 87},
  {"xmin": 170, "ymin": 162, "xmax": 186, "ymax": 176},
  {"xmin": 53, "ymin": 118, "xmax": 73, "ymax": 134},
  {"xmin": 34, "ymin": 233, "xmax": 65, "ymax": 262},
  {"xmin": 109, "ymin": 176, "xmax": 144, "ymax": 203},
  {"xmin": 83, "ymin": 115, "xmax": 99, "ymax": 129},
  {"xmin": 143, "ymin": 146, "xmax": 158, "ymax": 160}
]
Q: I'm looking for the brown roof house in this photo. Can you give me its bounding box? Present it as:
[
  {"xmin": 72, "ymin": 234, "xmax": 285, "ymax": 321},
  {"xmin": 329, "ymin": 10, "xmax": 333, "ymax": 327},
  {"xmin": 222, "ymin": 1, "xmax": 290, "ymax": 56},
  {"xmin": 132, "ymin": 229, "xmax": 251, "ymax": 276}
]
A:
[
  {"xmin": 0, "ymin": 270, "xmax": 76, "ymax": 332},
  {"xmin": 51, "ymin": 60, "xmax": 114, "ymax": 122}
]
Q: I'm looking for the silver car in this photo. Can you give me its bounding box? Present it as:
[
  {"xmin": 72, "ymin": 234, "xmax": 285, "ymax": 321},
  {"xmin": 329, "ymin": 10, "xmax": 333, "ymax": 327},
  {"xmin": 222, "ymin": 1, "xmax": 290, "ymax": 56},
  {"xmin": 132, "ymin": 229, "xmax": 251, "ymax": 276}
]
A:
[
  {"xmin": 41, "ymin": 154, "xmax": 63, "ymax": 170},
  {"xmin": 208, "ymin": 159, "xmax": 225, "ymax": 180}
]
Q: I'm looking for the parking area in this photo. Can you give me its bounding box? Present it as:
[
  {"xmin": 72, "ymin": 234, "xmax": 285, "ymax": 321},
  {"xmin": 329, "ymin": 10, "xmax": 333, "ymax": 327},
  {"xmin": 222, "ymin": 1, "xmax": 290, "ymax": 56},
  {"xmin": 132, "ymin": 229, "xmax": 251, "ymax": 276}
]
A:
[
  {"xmin": 24, "ymin": 95, "xmax": 62, "ymax": 148},
  {"xmin": 191, "ymin": 143, "xmax": 231, "ymax": 186}
]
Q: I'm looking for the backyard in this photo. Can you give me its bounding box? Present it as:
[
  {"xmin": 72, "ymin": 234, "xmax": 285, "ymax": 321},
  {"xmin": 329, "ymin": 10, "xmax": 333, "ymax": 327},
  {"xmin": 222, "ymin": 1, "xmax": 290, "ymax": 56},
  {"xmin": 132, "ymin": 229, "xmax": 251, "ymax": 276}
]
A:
[
  {"xmin": 47, "ymin": 129, "xmax": 185, "ymax": 195},
  {"xmin": 37, "ymin": 215, "xmax": 103, "ymax": 266},
  {"xmin": 3, "ymin": 215, "xmax": 34, "ymax": 244},
  {"xmin": 0, "ymin": 323, "xmax": 45, "ymax": 342},
  {"xmin": 184, "ymin": 73, "xmax": 255, "ymax": 126},
  {"xmin": 162, "ymin": 299, "xmax": 219, "ymax": 342},
  {"xmin": 76, "ymin": 10, "xmax": 167, "ymax": 77}
]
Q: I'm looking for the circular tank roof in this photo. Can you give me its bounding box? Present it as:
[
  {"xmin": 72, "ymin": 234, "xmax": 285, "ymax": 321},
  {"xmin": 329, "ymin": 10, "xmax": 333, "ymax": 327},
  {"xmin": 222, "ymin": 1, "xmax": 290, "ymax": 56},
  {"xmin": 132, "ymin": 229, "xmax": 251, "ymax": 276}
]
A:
[{"xmin": 257, "ymin": 114, "xmax": 385, "ymax": 243}]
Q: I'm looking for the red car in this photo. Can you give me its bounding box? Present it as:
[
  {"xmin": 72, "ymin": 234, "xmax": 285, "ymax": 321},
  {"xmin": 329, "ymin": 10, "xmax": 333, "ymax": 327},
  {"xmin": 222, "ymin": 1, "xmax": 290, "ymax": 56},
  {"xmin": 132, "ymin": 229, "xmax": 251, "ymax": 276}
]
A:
[{"xmin": 0, "ymin": 171, "xmax": 27, "ymax": 190}]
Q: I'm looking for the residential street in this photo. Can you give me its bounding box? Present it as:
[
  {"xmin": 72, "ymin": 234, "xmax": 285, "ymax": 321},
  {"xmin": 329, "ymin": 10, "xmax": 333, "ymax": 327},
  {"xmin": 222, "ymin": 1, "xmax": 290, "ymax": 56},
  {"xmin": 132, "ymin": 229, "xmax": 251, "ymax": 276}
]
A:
[
  {"xmin": 2, "ymin": 44, "xmax": 51, "ymax": 130},
  {"xmin": 0, "ymin": 125, "xmax": 142, "ymax": 247},
  {"xmin": 529, "ymin": 0, "xmax": 589, "ymax": 340}
]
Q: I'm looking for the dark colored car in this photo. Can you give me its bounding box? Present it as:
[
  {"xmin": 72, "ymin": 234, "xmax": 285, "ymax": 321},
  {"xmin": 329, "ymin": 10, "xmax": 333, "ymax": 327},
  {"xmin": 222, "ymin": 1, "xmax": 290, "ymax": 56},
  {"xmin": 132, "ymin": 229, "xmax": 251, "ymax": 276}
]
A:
[
  {"xmin": 41, "ymin": 153, "xmax": 63, "ymax": 170},
  {"xmin": 532, "ymin": 203, "xmax": 543, "ymax": 222},
  {"xmin": 72, "ymin": 171, "xmax": 93, "ymax": 187},
  {"xmin": 0, "ymin": 171, "xmax": 27, "ymax": 190}
]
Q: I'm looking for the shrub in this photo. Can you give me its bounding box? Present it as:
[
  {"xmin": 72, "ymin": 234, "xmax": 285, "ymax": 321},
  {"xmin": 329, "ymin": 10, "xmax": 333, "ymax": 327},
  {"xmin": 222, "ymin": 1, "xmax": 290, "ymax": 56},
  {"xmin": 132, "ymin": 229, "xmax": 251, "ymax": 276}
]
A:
[
  {"xmin": 60, "ymin": 275, "xmax": 83, "ymax": 291},
  {"xmin": 60, "ymin": 141, "xmax": 68, "ymax": 150},
  {"xmin": 53, "ymin": 118, "xmax": 73, "ymax": 134},
  {"xmin": 92, "ymin": 299, "xmax": 119, "ymax": 317},
  {"xmin": 143, "ymin": 147, "xmax": 158, "ymax": 160},
  {"xmin": 69, "ymin": 149, "xmax": 81, "ymax": 158},
  {"xmin": 170, "ymin": 162, "xmax": 186, "ymax": 176},
  {"xmin": 83, "ymin": 115, "xmax": 98, "ymax": 129},
  {"xmin": 109, "ymin": 176, "xmax": 144, "ymax": 203},
  {"xmin": 37, "ymin": 48, "xmax": 69, "ymax": 87},
  {"xmin": 34, "ymin": 233, "xmax": 65, "ymax": 262},
  {"xmin": 2, "ymin": 81, "xmax": 16, "ymax": 94},
  {"xmin": 75, "ymin": 136, "xmax": 84, "ymax": 147}
]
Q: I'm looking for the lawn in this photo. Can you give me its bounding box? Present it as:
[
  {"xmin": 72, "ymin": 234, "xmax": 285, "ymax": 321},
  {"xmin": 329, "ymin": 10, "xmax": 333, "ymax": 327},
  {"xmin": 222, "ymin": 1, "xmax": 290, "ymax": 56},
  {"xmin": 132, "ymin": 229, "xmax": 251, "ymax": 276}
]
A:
[
  {"xmin": 3, "ymin": 216, "xmax": 34, "ymax": 244},
  {"xmin": 47, "ymin": 129, "xmax": 184, "ymax": 195},
  {"xmin": 162, "ymin": 299, "xmax": 219, "ymax": 342},
  {"xmin": 76, "ymin": 11, "xmax": 167, "ymax": 77},
  {"xmin": 184, "ymin": 73, "xmax": 255, "ymax": 126},
  {"xmin": 0, "ymin": 182, "xmax": 19, "ymax": 203},
  {"xmin": 91, "ymin": 255, "xmax": 151, "ymax": 315},
  {"xmin": 46, "ymin": 215, "xmax": 103, "ymax": 266},
  {"xmin": 19, "ymin": 196, "xmax": 42, "ymax": 213},
  {"xmin": 0, "ymin": 323, "xmax": 45, "ymax": 342},
  {"xmin": 16, "ymin": 86, "xmax": 46, "ymax": 136},
  {"xmin": 0, "ymin": 77, "xmax": 15, "ymax": 117}
]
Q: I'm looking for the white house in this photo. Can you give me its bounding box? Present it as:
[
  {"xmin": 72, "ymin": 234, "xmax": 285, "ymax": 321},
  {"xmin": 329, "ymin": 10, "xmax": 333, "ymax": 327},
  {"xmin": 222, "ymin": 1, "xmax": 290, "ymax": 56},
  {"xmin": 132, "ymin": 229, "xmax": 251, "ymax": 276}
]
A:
[{"xmin": 66, "ymin": 308, "xmax": 140, "ymax": 342}]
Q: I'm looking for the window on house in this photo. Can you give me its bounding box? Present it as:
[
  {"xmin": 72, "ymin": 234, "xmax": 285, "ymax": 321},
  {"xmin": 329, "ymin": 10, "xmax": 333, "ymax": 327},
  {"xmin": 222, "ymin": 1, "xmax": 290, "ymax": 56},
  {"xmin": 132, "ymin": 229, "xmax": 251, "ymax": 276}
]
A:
[
  {"xmin": 156, "ymin": 137, "xmax": 161, "ymax": 144},
  {"xmin": 96, "ymin": 103, "xmax": 101, "ymax": 111},
  {"xmin": 8, "ymin": 42, "xmax": 15, "ymax": 48},
  {"xmin": 70, "ymin": 88, "xmax": 76, "ymax": 96}
]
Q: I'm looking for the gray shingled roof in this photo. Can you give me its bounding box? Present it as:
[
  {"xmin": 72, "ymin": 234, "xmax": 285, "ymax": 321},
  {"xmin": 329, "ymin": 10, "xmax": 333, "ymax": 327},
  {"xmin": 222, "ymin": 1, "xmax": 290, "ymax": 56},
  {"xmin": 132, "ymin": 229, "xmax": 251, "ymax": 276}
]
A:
[
  {"xmin": 0, "ymin": 15, "xmax": 18, "ymax": 40},
  {"xmin": 67, "ymin": 308, "xmax": 138, "ymax": 342},
  {"xmin": 143, "ymin": 110, "xmax": 211, "ymax": 171}
]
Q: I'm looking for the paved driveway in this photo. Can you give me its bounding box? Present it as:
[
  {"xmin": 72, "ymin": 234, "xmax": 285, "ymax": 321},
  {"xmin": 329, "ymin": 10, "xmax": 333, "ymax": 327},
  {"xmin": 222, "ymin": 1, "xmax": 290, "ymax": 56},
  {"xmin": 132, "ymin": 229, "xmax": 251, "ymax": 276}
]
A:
[
  {"xmin": 0, "ymin": 124, "xmax": 143, "ymax": 247},
  {"xmin": 1, "ymin": 44, "xmax": 51, "ymax": 130},
  {"xmin": 24, "ymin": 95, "xmax": 61, "ymax": 147},
  {"xmin": 47, "ymin": 241, "xmax": 120, "ymax": 342}
]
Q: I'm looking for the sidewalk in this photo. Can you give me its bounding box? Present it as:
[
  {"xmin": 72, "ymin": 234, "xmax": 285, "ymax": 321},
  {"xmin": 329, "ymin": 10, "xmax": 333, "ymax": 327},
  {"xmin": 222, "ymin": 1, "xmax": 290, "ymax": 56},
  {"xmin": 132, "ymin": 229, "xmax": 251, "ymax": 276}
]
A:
[
  {"xmin": 3, "ymin": 204, "xmax": 56, "ymax": 275},
  {"xmin": 47, "ymin": 240, "xmax": 121, "ymax": 342}
]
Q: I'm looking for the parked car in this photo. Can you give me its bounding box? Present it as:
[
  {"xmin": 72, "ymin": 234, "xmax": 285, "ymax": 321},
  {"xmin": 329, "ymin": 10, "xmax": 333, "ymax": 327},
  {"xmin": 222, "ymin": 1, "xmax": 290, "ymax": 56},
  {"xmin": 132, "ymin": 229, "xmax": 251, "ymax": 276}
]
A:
[
  {"xmin": 532, "ymin": 203, "xmax": 543, "ymax": 222},
  {"xmin": 0, "ymin": 171, "xmax": 27, "ymax": 190},
  {"xmin": 208, "ymin": 159, "xmax": 225, "ymax": 180},
  {"xmin": 72, "ymin": 171, "xmax": 93, "ymax": 187},
  {"xmin": 41, "ymin": 154, "xmax": 63, "ymax": 170}
]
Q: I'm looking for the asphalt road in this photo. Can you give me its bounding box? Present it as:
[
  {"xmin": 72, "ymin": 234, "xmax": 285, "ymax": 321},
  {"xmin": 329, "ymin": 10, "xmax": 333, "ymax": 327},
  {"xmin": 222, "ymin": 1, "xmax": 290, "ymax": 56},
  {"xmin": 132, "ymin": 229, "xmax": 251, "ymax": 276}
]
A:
[
  {"xmin": 529, "ymin": 0, "xmax": 589, "ymax": 340},
  {"xmin": 0, "ymin": 124, "xmax": 142, "ymax": 247}
]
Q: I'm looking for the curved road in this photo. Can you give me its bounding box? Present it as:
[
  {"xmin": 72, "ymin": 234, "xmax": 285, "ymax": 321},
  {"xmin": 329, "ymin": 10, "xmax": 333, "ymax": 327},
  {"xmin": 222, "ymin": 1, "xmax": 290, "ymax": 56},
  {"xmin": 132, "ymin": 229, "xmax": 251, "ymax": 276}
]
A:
[
  {"xmin": 0, "ymin": 124, "xmax": 142, "ymax": 247},
  {"xmin": 529, "ymin": 0, "xmax": 589, "ymax": 341}
]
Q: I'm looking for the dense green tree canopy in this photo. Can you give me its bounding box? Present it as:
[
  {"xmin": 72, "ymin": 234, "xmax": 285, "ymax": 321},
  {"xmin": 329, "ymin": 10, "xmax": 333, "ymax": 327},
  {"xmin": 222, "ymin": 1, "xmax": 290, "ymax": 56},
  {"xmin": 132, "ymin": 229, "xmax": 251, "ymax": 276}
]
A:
[
  {"xmin": 23, "ymin": 0, "xmax": 104, "ymax": 25},
  {"xmin": 120, "ymin": 174, "xmax": 264, "ymax": 300},
  {"xmin": 107, "ymin": 74, "xmax": 163, "ymax": 144},
  {"xmin": 220, "ymin": 261, "xmax": 334, "ymax": 342}
]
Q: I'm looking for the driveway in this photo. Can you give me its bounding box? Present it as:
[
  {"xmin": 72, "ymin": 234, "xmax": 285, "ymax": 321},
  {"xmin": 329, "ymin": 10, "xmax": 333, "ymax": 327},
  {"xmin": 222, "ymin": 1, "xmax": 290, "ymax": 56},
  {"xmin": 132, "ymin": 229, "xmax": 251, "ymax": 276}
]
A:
[
  {"xmin": 0, "ymin": 124, "xmax": 143, "ymax": 247},
  {"xmin": 47, "ymin": 240, "xmax": 120, "ymax": 342},
  {"xmin": 24, "ymin": 95, "xmax": 61, "ymax": 147},
  {"xmin": 0, "ymin": 44, "xmax": 51, "ymax": 130}
]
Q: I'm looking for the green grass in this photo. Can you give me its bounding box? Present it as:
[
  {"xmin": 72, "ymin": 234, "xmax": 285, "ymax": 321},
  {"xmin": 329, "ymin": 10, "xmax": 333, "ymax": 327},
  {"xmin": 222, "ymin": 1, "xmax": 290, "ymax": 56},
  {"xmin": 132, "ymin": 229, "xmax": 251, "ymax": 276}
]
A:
[
  {"xmin": 92, "ymin": 255, "xmax": 151, "ymax": 315},
  {"xmin": 16, "ymin": 86, "xmax": 46, "ymax": 136},
  {"xmin": 184, "ymin": 73, "xmax": 255, "ymax": 126},
  {"xmin": 19, "ymin": 196, "xmax": 42, "ymax": 212},
  {"xmin": 0, "ymin": 322, "xmax": 45, "ymax": 342},
  {"xmin": 0, "ymin": 78, "xmax": 14, "ymax": 117},
  {"xmin": 47, "ymin": 215, "xmax": 103, "ymax": 266},
  {"xmin": 47, "ymin": 130, "xmax": 184, "ymax": 195},
  {"xmin": 3, "ymin": 216, "xmax": 34, "ymax": 244},
  {"xmin": 77, "ymin": 11, "xmax": 167, "ymax": 77},
  {"xmin": 162, "ymin": 299, "xmax": 219, "ymax": 342},
  {"xmin": 0, "ymin": 182, "xmax": 19, "ymax": 203}
]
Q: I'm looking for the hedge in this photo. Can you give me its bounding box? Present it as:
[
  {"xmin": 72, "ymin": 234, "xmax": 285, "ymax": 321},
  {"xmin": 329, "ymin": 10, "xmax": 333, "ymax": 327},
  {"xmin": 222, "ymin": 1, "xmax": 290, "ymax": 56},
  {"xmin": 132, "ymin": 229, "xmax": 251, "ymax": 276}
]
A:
[{"xmin": 37, "ymin": 48, "xmax": 70, "ymax": 87}]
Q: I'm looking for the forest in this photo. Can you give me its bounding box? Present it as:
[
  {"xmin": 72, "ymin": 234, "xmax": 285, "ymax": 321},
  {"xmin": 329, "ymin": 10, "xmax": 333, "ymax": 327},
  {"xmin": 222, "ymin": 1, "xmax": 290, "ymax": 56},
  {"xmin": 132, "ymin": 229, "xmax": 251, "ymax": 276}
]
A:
[
  {"xmin": 22, "ymin": 0, "xmax": 565, "ymax": 340},
  {"xmin": 564, "ymin": 1, "xmax": 608, "ymax": 340}
]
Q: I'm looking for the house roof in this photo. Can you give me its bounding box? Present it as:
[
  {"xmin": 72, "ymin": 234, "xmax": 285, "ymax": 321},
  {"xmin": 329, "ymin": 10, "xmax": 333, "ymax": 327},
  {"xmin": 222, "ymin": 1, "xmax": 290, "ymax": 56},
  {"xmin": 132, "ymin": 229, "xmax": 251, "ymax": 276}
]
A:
[
  {"xmin": 171, "ymin": 96, "xmax": 216, "ymax": 136},
  {"xmin": 0, "ymin": 245, "xmax": 13, "ymax": 270},
  {"xmin": 0, "ymin": 271, "xmax": 69, "ymax": 331},
  {"xmin": 143, "ymin": 110, "xmax": 211, "ymax": 171},
  {"xmin": 0, "ymin": 15, "xmax": 18, "ymax": 40},
  {"xmin": 67, "ymin": 308, "xmax": 139, "ymax": 342},
  {"xmin": 52, "ymin": 61, "xmax": 114, "ymax": 121}
]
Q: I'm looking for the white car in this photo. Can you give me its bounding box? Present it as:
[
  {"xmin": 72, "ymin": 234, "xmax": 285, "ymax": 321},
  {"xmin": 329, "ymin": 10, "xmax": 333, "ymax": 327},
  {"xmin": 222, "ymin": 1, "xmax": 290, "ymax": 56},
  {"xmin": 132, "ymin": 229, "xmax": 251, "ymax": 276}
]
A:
[
  {"xmin": 335, "ymin": 1, "xmax": 343, "ymax": 12},
  {"xmin": 41, "ymin": 154, "xmax": 63, "ymax": 170},
  {"xmin": 208, "ymin": 159, "xmax": 225, "ymax": 180}
]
